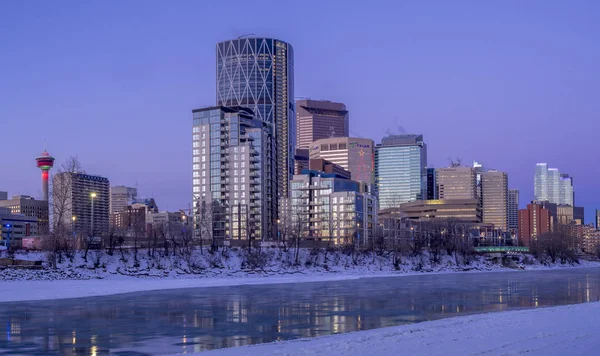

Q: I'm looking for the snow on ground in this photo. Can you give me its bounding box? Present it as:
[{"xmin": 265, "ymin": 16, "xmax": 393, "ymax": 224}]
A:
[
  {"xmin": 2, "ymin": 248, "xmax": 599, "ymax": 302},
  {"xmin": 191, "ymin": 302, "xmax": 600, "ymax": 356}
]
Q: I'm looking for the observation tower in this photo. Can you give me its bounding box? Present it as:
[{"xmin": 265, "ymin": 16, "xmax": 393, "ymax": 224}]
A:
[{"xmin": 36, "ymin": 149, "xmax": 55, "ymax": 201}]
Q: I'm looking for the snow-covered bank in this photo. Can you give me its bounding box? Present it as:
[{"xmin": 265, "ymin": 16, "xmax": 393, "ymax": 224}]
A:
[
  {"xmin": 192, "ymin": 302, "xmax": 600, "ymax": 356},
  {"xmin": 2, "ymin": 247, "xmax": 599, "ymax": 302}
]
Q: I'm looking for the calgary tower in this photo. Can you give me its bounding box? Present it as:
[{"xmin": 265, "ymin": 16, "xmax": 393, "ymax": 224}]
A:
[{"xmin": 36, "ymin": 149, "xmax": 55, "ymax": 201}]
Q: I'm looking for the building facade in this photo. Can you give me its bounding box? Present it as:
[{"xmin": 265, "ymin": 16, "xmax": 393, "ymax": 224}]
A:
[
  {"xmin": 295, "ymin": 99, "xmax": 349, "ymax": 148},
  {"xmin": 216, "ymin": 38, "xmax": 294, "ymax": 202},
  {"xmin": 0, "ymin": 195, "xmax": 49, "ymax": 234},
  {"xmin": 393, "ymin": 198, "xmax": 482, "ymax": 223},
  {"xmin": 192, "ymin": 106, "xmax": 276, "ymax": 242},
  {"xmin": 110, "ymin": 186, "xmax": 138, "ymax": 214},
  {"xmin": 286, "ymin": 171, "xmax": 377, "ymax": 245},
  {"xmin": 518, "ymin": 203, "xmax": 551, "ymax": 246},
  {"xmin": 0, "ymin": 191, "xmax": 7, "ymax": 201},
  {"xmin": 597, "ymin": 209, "xmax": 600, "ymax": 230},
  {"xmin": 0, "ymin": 207, "xmax": 38, "ymax": 241},
  {"xmin": 508, "ymin": 189, "xmax": 519, "ymax": 233},
  {"xmin": 375, "ymin": 134, "xmax": 427, "ymax": 209},
  {"xmin": 426, "ymin": 168, "xmax": 437, "ymax": 200},
  {"xmin": 436, "ymin": 167, "xmax": 477, "ymax": 200},
  {"xmin": 310, "ymin": 137, "xmax": 375, "ymax": 191},
  {"xmin": 481, "ymin": 170, "xmax": 508, "ymax": 231},
  {"xmin": 53, "ymin": 172, "xmax": 110, "ymax": 236},
  {"xmin": 109, "ymin": 205, "xmax": 146, "ymax": 230},
  {"xmin": 535, "ymin": 163, "xmax": 573, "ymax": 205}
]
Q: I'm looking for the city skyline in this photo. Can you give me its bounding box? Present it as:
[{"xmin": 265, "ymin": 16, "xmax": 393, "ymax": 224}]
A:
[{"xmin": 2, "ymin": 1, "xmax": 599, "ymax": 222}]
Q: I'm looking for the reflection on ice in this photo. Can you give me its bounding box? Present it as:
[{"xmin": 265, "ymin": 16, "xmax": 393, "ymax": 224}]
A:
[{"xmin": 1, "ymin": 268, "xmax": 600, "ymax": 355}]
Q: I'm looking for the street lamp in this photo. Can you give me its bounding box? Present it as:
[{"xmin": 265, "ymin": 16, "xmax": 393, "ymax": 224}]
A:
[
  {"xmin": 90, "ymin": 192, "xmax": 97, "ymax": 237},
  {"xmin": 4, "ymin": 223, "xmax": 12, "ymax": 250},
  {"xmin": 72, "ymin": 216, "xmax": 77, "ymax": 237}
]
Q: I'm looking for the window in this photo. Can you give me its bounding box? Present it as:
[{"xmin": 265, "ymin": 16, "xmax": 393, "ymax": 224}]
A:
[
  {"xmin": 193, "ymin": 171, "xmax": 199, "ymax": 177},
  {"xmin": 234, "ymin": 162, "xmax": 238, "ymax": 168},
  {"xmin": 193, "ymin": 149, "xmax": 199, "ymax": 155},
  {"xmin": 193, "ymin": 142, "xmax": 199, "ymax": 148},
  {"xmin": 241, "ymin": 176, "xmax": 245, "ymax": 183},
  {"xmin": 193, "ymin": 156, "xmax": 199, "ymax": 163},
  {"xmin": 202, "ymin": 171, "xmax": 206, "ymax": 177},
  {"xmin": 193, "ymin": 164, "xmax": 199, "ymax": 170},
  {"xmin": 202, "ymin": 148, "xmax": 206, "ymax": 155},
  {"xmin": 193, "ymin": 179, "xmax": 200, "ymax": 185},
  {"xmin": 234, "ymin": 185, "xmax": 239, "ymax": 191},
  {"xmin": 202, "ymin": 178, "xmax": 206, "ymax": 184},
  {"xmin": 241, "ymin": 191, "xmax": 246, "ymax": 198},
  {"xmin": 339, "ymin": 143, "xmax": 347, "ymax": 149},
  {"xmin": 241, "ymin": 161, "xmax": 245, "ymax": 168},
  {"xmin": 202, "ymin": 163, "xmax": 206, "ymax": 169},
  {"xmin": 193, "ymin": 127, "xmax": 199, "ymax": 133},
  {"xmin": 201, "ymin": 156, "xmax": 206, "ymax": 162},
  {"xmin": 193, "ymin": 134, "xmax": 200, "ymax": 141},
  {"xmin": 193, "ymin": 186, "xmax": 200, "ymax": 193},
  {"xmin": 234, "ymin": 177, "xmax": 238, "ymax": 183},
  {"xmin": 241, "ymin": 146, "xmax": 245, "ymax": 152},
  {"xmin": 234, "ymin": 192, "xmax": 238, "ymax": 198},
  {"xmin": 202, "ymin": 186, "xmax": 206, "ymax": 192},
  {"xmin": 202, "ymin": 141, "xmax": 206, "ymax": 147},
  {"xmin": 202, "ymin": 125, "xmax": 206, "ymax": 131},
  {"xmin": 201, "ymin": 133, "xmax": 206, "ymax": 139}
]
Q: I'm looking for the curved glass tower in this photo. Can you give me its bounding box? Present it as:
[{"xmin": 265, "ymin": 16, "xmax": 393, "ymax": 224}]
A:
[{"xmin": 216, "ymin": 38, "xmax": 295, "ymax": 204}]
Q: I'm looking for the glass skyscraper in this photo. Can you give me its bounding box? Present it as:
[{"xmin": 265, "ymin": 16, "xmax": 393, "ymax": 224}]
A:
[
  {"xmin": 534, "ymin": 163, "xmax": 574, "ymax": 205},
  {"xmin": 374, "ymin": 134, "xmax": 427, "ymax": 210},
  {"xmin": 216, "ymin": 38, "xmax": 295, "ymax": 204}
]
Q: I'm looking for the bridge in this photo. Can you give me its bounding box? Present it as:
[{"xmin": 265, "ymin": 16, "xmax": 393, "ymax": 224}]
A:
[{"xmin": 473, "ymin": 246, "xmax": 530, "ymax": 254}]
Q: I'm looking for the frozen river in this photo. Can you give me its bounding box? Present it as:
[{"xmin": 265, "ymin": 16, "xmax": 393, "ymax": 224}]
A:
[{"xmin": 1, "ymin": 268, "xmax": 600, "ymax": 355}]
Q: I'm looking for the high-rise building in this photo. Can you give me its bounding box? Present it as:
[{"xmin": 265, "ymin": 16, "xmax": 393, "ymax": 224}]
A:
[
  {"xmin": 481, "ymin": 170, "xmax": 508, "ymax": 231},
  {"xmin": 295, "ymin": 99, "xmax": 349, "ymax": 149},
  {"xmin": 508, "ymin": 189, "xmax": 519, "ymax": 233},
  {"xmin": 285, "ymin": 170, "xmax": 377, "ymax": 245},
  {"xmin": 0, "ymin": 191, "xmax": 7, "ymax": 201},
  {"xmin": 294, "ymin": 148, "xmax": 310, "ymax": 175},
  {"xmin": 110, "ymin": 186, "xmax": 138, "ymax": 213},
  {"xmin": 192, "ymin": 106, "xmax": 276, "ymax": 241},
  {"xmin": 0, "ymin": 195, "xmax": 49, "ymax": 234},
  {"xmin": 310, "ymin": 137, "xmax": 375, "ymax": 191},
  {"xmin": 436, "ymin": 167, "xmax": 477, "ymax": 200},
  {"xmin": 375, "ymin": 134, "xmax": 427, "ymax": 209},
  {"xmin": 534, "ymin": 163, "xmax": 573, "ymax": 205},
  {"xmin": 519, "ymin": 203, "xmax": 551, "ymax": 246},
  {"xmin": 426, "ymin": 168, "xmax": 437, "ymax": 200},
  {"xmin": 216, "ymin": 38, "xmax": 294, "ymax": 203},
  {"xmin": 559, "ymin": 174, "xmax": 574, "ymax": 206},
  {"xmin": 53, "ymin": 172, "xmax": 110, "ymax": 236},
  {"xmin": 597, "ymin": 209, "xmax": 600, "ymax": 230}
]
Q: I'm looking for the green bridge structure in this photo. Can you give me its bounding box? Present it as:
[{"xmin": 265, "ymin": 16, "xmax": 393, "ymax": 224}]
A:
[{"xmin": 473, "ymin": 246, "xmax": 530, "ymax": 254}]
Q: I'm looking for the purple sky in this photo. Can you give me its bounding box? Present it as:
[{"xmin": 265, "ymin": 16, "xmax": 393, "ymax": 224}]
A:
[{"xmin": 1, "ymin": 1, "xmax": 599, "ymax": 222}]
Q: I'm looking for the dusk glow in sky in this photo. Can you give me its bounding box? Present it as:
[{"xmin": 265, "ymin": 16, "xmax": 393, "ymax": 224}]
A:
[{"xmin": 1, "ymin": 1, "xmax": 599, "ymax": 220}]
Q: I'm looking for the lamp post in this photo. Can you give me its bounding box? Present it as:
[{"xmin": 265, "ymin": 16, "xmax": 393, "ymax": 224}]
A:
[
  {"xmin": 90, "ymin": 192, "xmax": 97, "ymax": 237},
  {"xmin": 71, "ymin": 216, "xmax": 77, "ymax": 237},
  {"xmin": 4, "ymin": 223, "xmax": 11, "ymax": 250}
]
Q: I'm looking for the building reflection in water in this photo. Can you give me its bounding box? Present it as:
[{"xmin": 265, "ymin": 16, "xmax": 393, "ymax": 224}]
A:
[{"xmin": 1, "ymin": 269, "xmax": 600, "ymax": 355}]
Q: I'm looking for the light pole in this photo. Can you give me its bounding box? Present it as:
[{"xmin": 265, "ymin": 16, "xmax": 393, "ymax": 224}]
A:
[
  {"xmin": 90, "ymin": 192, "xmax": 97, "ymax": 237},
  {"xmin": 72, "ymin": 216, "xmax": 77, "ymax": 237},
  {"xmin": 4, "ymin": 223, "xmax": 11, "ymax": 250}
]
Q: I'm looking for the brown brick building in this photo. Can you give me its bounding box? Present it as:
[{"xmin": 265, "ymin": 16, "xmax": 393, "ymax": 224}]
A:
[{"xmin": 518, "ymin": 203, "xmax": 551, "ymax": 246}]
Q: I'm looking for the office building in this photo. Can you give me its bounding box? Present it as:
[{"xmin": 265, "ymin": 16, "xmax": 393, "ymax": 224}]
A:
[
  {"xmin": 308, "ymin": 158, "xmax": 351, "ymax": 179},
  {"xmin": 481, "ymin": 170, "xmax": 508, "ymax": 231},
  {"xmin": 296, "ymin": 99, "xmax": 349, "ymax": 148},
  {"xmin": 508, "ymin": 189, "xmax": 519, "ymax": 233},
  {"xmin": 311, "ymin": 137, "xmax": 375, "ymax": 190},
  {"xmin": 192, "ymin": 106, "xmax": 276, "ymax": 241},
  {"xmin": 294, "ymin": 148, "xmax": 310, "ymax": 175},
  {"xmin": 597, "ymin": 209, "xmax": 600, "ymax": 230},
  {"xmin": 535, "ymin": 163, "xmax": 574, "ymax": 205},
  {"xmin": 110, "ymin": 205, "xmax": 146, "ymax": 230},
  {"xmin": 519, "ymin": 203, "xmax": 551, "ymax": 246},
  {"xmin": 53, "ymin": 172, "xmax": 110, "ymax": 236},
  {"xmin": 216, "ymin": 38, "xmax": 295, "ymax": 202},
  {"xmin": 0, "ymin": 195, "xmax": 49, "ymax": 234},
  {"xmin": 286, "ymin": 170, "xmax": 377, "ymax": 245},
  {"xmin": 0, "ymin": 207, "xmax": 38, "ymax": 241},
  {"xmin": 394, "ymin": 198, "xmax": 481, "ymax": 223},
  {"xmin": 110, "ymin": 186, "xmax": 138, "ymax": 213},
  {"xmin": 559, "ymin": 174, "xmax": 574, "ymax": 206},
  {"xmin": 0, "ymin": 191, "xmax": 7, "ymax": 201},
  {"xmin": 436, "ymin": 167, "xmax": 477, "ymax": 200},
  {"xmin": 375, "ymin": 134, "xmax": 427, "ymax": 209},
  {"xmin": 425, "ymin": 168, "xmax": 437, "ymax": 200}
]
